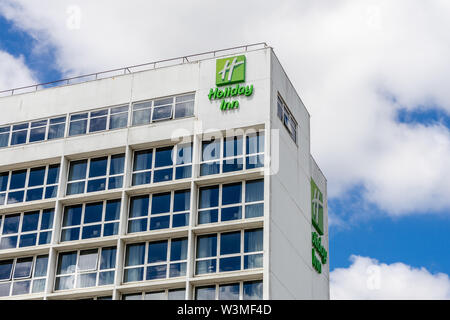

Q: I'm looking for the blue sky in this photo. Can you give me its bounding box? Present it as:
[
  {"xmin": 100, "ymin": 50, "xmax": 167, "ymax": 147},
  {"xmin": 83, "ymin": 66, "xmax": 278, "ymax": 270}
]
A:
[{"xmin": 0, "ymin": 1, "xmax": 449, "ymax": 299}]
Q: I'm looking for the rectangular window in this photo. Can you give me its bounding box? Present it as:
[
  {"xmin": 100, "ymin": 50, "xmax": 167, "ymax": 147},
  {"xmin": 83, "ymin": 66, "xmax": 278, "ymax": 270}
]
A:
[
  {"xmin": 200, "ymin": 131, "xmax": 264, "ymax": 176},
  {"xmin": 55, "ymin": 246, "xmax": 116, "ymax": 291},
  {"xmin": 195, "ymin": 228, "xmax": 263, "ymax": 275},
  {"xmin": 109, "ymin": 105, "xmax": 129, "ymax": 129},
  {"xmin": 131, "ymin": 142, "xmax": 192, "ymax": 186},
  {"xmin": 0, "ymin": 164, "xmax": 60, "ymax": 206},
  {"xmin": 69, "ymin": 113, "xmax": 88, "ymax": 136},
  {"xmin": 48, "ymin": 116, "xmax": 66, "ymax": 140},
  {"xmin": 61, "ymin": 199, "xmax": 120, "ymax": 242},
  {"xmin": 277, "ymin": 95, "xmax": 298, "ymax": 143},
  {"xmin": 0, "ymin": 209, "xmax": 54, "ymax": 250},
  {"xmin": 128, "ymin": 189, "xmax": 190, "ymax": 234},
  {"xmin": 66, "ymin": 154, "xmax": 125, "ymax": 195},
  {"xmin": 0, "ymin": 126, "xmax": 11, "ymax": 148},
  {"xmin": 198, "ymin": 179, "xmax": 264, "ymax": 225},
  {"xmin": 29, "ymin": 119, "xmax": 48, "ymax": 143},
  {"xmin": 122, "ymin": 288, "xmax": 186, "ymax": 300},
  {"xmin": 0, "ymin": 255, "xmax": 48, "ymax": 297},
  {"xmin": 123, "ymin": 238, "xmax": 188, "ymax": 283},
  {"xmin": 195, "ymin": 280, "xmax": 262, "ymax": 300},
  {"xmin": 11, "ymin": 123, "xmax": 29, "ymax": 146},
  {"xmin": 174, "ymin": 94, "xmax": 195, "ymax": 119}
]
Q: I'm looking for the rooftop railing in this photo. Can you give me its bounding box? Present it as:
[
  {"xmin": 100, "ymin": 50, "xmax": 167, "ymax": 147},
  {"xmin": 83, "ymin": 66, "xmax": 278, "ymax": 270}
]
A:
[{"xmin": 0, "ymin": 42, "xmax": 269, "ymax": 97}]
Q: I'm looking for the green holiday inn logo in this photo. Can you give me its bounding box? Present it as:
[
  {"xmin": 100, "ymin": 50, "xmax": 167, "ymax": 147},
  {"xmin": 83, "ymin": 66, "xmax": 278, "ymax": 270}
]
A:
[
  {"xmin": 311, "ymin": 178, "xmax": 324, "ymax": 236},
  {"xmin": 208, "ymin": 55, "xmax": 253, "ymax": 111},
  {"xmin": 216, "ymin": 55, "xmax": 246, "ymax": 86}
]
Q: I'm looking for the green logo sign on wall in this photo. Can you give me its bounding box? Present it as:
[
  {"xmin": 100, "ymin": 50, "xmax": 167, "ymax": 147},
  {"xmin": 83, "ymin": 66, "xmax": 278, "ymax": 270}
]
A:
[
  {"xmin": 311, "ymin": 178, "xmax": 327, "ymax": 274},
  {"xmin": 208, "ymin": 55, "xmax": 254, "ymax": 111}
]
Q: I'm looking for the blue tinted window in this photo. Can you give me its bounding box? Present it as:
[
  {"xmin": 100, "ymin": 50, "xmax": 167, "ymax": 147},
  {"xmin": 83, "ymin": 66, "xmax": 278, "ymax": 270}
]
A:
[
  {"xmin": 246, "ymin": 133, "xmax": 264, "ymax": 154},
  {"xmin": 150, "ymin": 216, "xmax": 170, "ymax": 230},
  {"xmin": 2, "ymin": 214, "xmax": 20, "ymax": 234},
  {"xmin": 197, "ymin": 235, "xmax": 217, "ymax": 258},
  {"xmin": 47, "ymin": 165, "xmax": 60, "ymax": 184},
  {"xmin": 10, "ymin": 170, "xmax": 27, "ymax": 189},
  {"xmin": 199, "ymin": 186, "xmax": 219, "ymax": 209},
  {"xmin": 153, "ymin": 168, "xmax": 173, "ymax": 183},
  {"xmin": 133, "ymin": 150, "xmax": 152, "ymax": 171},
  {"xmin": 155, "ymin": 146, "xmax": 173, "ymax": 168},
  {"xmin": 69, "ymin": 114, "xmax": 88, "ymax": 136},
  {"xmin": 0, "ymin": 236, "xmax": 17, "ymax": 249},
  {"xmin": 222, "ymin": 183, "xmax": 242, "ymax": 205},
  {"xmin": 7, "ymin": 191, "xmax": 24, "ymax": 204},
  {"xmin": 243, "ymin": 281, "xmax": 263, "ymax": 300},
  {"xmin": 63, "ymin": 205, "xmax": 82, "ymax": 227},
  {"xmin": 89, "ymin": 114, "xmax": 107, "ymax": 132},
  {"xmin": 246, "ymin": 179, "xmax": 264, "ymax": 202},
  {"xmin": 29, "ymin": 125, "xmax": 46, "ymax": 143},
  {"xmin": 198, "ymin": 209, "xmax": 218, "ymax": 224},
  {"xmin": 151, "ymin": 192, "xmax": 171, "ymax": 214},
  {"xmin": 224, "ymin": 136, "xmax": 243, "ymax": 157},
  {"xmin": 129, "ymin": 196, "xmax": 148, "ymax": 218},
  {"xmin": 34, "ymin": 255, "xmax": 49, "ymax": 277},
  {"xmin": 0, "ymin": 260, "xmax": 13, "ymax": 281},
  {"xmin": 196, "ymin": 286, "xmax": 215, "ymax": 300},
  {"xmin": 171, "ymin": 238, "xmax": 188, "ymax": 261},
  {"xmin": 41, "ymin": 209, "xmax": 54, "ymax": 229},
  {"xmin": 221, "ymin": 206, "xmax": 242, "ymax": 221},
  {"xmin": 84, "ymin": 202, "xmax": 103, "ymax": 223},
  {"xmin": 219, "ymin": 256, "xmax": 241, "ymax": 272},
  {"xmin": 61, "ymin": 228, "xmax": 80, "ymax": 242},
  {"xmin": 244, "ymin": 229, "xmax": 263, "ymax": 252},
  {"xmin": 100, "ymin": 247, "xmax": 116, "ymax": 270},
  {"xmin": 219, "ymin": 283, "xmax": 240, "ymax": 300},
  {"xmin": 87, "ymin": 178, "xmax": 106, "ymax": 192},
  {"xmin": 172, "ymin": 213, "xmax": 189, "ymax": 228},
  {"xmin": 146, "ymin": 265, "xmax": 167, "ymax": 280},
  {"xmin": 202, "ymin": 139, "xmax": 220, "ymax": 161},
  {"xmin": 19, "ymin": 233, "xmax": 37, "ymax": 247},
  {"xmin": 26, "ymin": 188, "xmax": 43, "ymax": 202},
  {"xmin": 68, "ymin": 160, "xmax": 87, "ymax": 181},
  {"xmin": 176, "ymin": 143, "xmax": 192, "ymax": 165},
  {"xmin": 89, "ymin": 157, "xmax": 107, "ymax": 177},
  {"xmin": 14, "ymin": 257, "xmax": 33, "ymax": 278},
  {"xmin": 148, "ymin": 241, "xmax": 168, "ymax": 263},
  {"xmin": 11, "ymin": 129, "xmax": 27, "ymax": 145},
  {"xmin": 126, "ymin": 243, "xmax": 145, "ymax": 266},
  {"xmin": 174, "ymin": 190, "xmax": 190, "ymax": 212},
  {"xmin": 57, "ymin": 252, "xmax": 77, "ymax": 275},
  {"xmin": 21, "ymin": 211, "xmax": 39, "ymax": 232},
  {"xmin": 0, "ymin": 173, "xmax": 8, "ymax": 192},
  {"xmin": 128, "ymin": 219, "xmax": 147, "ymax": 233},
  {"xmin": 110, "ymin": 154, "xmax": 125, "ymax": 175},
  {"xmin": 105, "ymin": 199, "xmax": 121, "ymax": 221},
  {"xmin": 220, "ymin": 232, "xmax": 241, "ymax": 255}
]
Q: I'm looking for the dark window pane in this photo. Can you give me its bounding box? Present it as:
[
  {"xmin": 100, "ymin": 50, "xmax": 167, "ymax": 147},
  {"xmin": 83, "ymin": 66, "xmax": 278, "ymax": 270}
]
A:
[
  {"xmin": 196, "ymin": 259, "xmax": 216, "ymax": 274},
  {"xmin": 199, "ymin": 186, "xmax": 219, "ymax": 209},
  {"xmin": 222, "ymin": 182, "xmax": 242, "ymax": 205},
  {"xmin": 0, "ymin": 132, "xmax": 9, "ymax": 148},
  {"xmin": 63, "ymin": 205, "xmax": 82, "ymax": 227},
  {"xmin": 246, "ymin": 133, "xmax": 265, "ymax": 154},
  {"xmin": 133, "ymin": 150, "xmax": 152, "ymax": 171},
  {"xmin": 66, "ymin": 181, "xmax": 84, "ymax": 195},
  {"xmin": 29, "ymin": 127, "xmax": 46, "ymax": 142},
  {"xmin": 0, "ymin": 260, "xmax": 13, "ymax": 280},
  {"xmin": 110, "ymin": 154, "xmax": 125, "ymax": 175},
  {"xmin": 12, "ymin": 281, "xmax": 31, "ymax": 295},
  {"xmin": 149, "ymin": 215, "xmax": 170, "ymax": 230},
  {"xmin": 176, "ymin": 143, "xmax": 192, "ymax": 165},
  {"xmin": 169, "ymin": 262, "xmax": 186, "ymax": 277},
  {"xmin": 246, "ymin": 179, "xmax": 264, "ymax": 202},
  {"xmin": 38, "ymin": 231, "xmax": 52, "ymax": 245},
  {"xmin": 34, "ymin": 255, "xmax": 49, "ymax": 277},
  {"xmin": 246, "ymin": 155, "xmax": 264, "ymax": 169},
  {"xmin": 84, "ymin": 202, "xmax": 103, "ymax": 223},
  {"xmin": 108, "ymin": 176, "xmax": 123, "ymax": 189},
  {"xmin": 110, "ymin": 113, "xmax": 128, "ymax": 129},
  {"xmin": 11, "ymin": 130, "xmax": 27, "ymax": 145},
  {"xmin": 244, "ymin": 254, "xmax": 263, "ymax": 269},
  {"xmin": 55, "ymin": 275, "xmax": 74, "ymax": 290},
  {"xmin": 153, "ymin": 168, "xmax": 173, "ymax": 183},
  {"xmin": 195, "ymin": 286, "xmax": 215, "ymax": 300},
  {"xmin": 132, "ymin": 172, "xmax": 151, "ymax": 186},
  {"xmin": 2, "ymin": 214, "xmax": 20, "ymax": 234},
  {"xmin": 224, "ymin": 136, "xmax": 243, "ymax": 158},
  {"xmin": 197, "ymin": 235, "xmax": 217, "ymax": 258},
  {"xmin": 61, "ymin": 228, "xmax": 80, "ymax": 241},
  {"xmin": 129, "ymin": 196, "xmax": 148, "ymax": 218},
  {"xmin": 245, "ymin": 203, "xmax": 264, "ymax": 218},
  {"xmin": 148, "ymin": 240, "xmax": 168, "ymax": 263},
  {"xmin": 45, "ymin": 186, "xmax": 57, "ymax": 199},
  {"xmin": 146, "ymin": 265, "xmax": 167, "ymax": 280},
  {"xmin": 48, "ymin": 123, "xmax": 65, "ymax": 140},
  {"xmin": 10, "ymin": 170, "xmax": 27, "ymax": 189},
  {"xmin": 175, "ymin": 166, "xmax": 192, "ymax": 179},
  {"xmin": 100, "ymin": 247, "xmax": 117, "ymax": 270},
  {"xmin": 47, "ymin": 164, "xmax": 60, "ymax": 184},
  {"xmin": 41, "ymin": 209, "xmax": 54, "ymax": 229},
  {"xmin": 172, "ymin": 213, "xmax": 189, "ymax": 228},
  {"xmin": 222, "ymin": 158, "xmax": 243, "ymax": 173},
  {"xmin": 69, "ymin": 119, "xmax": 87, "ymax": 136},
  {"xmin": 105, "ymin": 199, "xmax": 121, "ymax": 221},
  {"xmin": 19, "ymin": 233, "xmax": 37, "ymax": 247},
  {"xmin": 22, "ymin": 211, "xmax": 39, "ymax": 232},
  {"xmin": 13, "ymin": 257, "xmax": 33, "ymax": 278},
  {"xmin": 200, "ymin": 162, "xmax": 220, "ymax": 176},
  {"xmin": 219, "ymin": 256, "xmax": 241, "ymax": 272},
  {"xmin": 26, "ymin": 188, "xmax": 43, "ymax": 202},
  {"xmin": 151, "ymin": 192, "xmax": 171, "ymax": 214},
  {"xmin": 171, "ymin": 238, "xmax": 188, "ymax": 261},
  {"xmin": 89, "ymin": 116, "xmax": 107, "ymax": 132},
  {"xmin": 68, "ymin": 160, "xmax": 87, "ymax": 181},
  {"xmin": 155, "ymin": 147, "xmax": 173, "ymax": 168},
  {"xmin": 0, "ymin": 173, "xmax": 9, "ymax": 192},
  {"xmin": 221, "ymin": 206, "xmax": 242, "ymax": 221},
  {"xmin": 202, "ymin": 140, "xmax": 220, "ymax": 161},
  {"xmin": 89, "ymin": 157, "xmax": 107, "ymax": 178},
  {"xmin": 128, "ymin": 219, "xmax": 147, "ymax": 233},
  {"xmin": 103, "ymin": 222, "xmax": 118, "ymax": 236},
  {"xmin": 125, "ymin": 243, "xmax": 145, "ymax": 266},
  {"xmin": 220, "ymin": 232, "xmax": 241, "ymax": 255},
  {"xmin": 82, "ymin": 224, "xmax": 101, "ymax": 239},
  {"xmin": 244, "ymin": 229, "xmax": 263, "ymax": 252},
  {"xmin": 173, "ymin": 190, "xmax": 190, "ymax": 212}
]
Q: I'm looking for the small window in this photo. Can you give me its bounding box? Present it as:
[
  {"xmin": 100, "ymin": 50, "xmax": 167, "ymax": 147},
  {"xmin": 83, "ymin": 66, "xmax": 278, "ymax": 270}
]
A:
[
  {"xmin": 11, "ymin": 123, "xmax": 29, "ymax": 146},
  {"xmin": 109, "ymin": 105, "xmax": 129, "ymax": 129},
  {"xmin": 0, "ymin": 126, "xmax": 11, "ymax": 148},
  {"xmin": 69, "ymin": 113, "xmax": 88, "ymax": 136},
  {"xmin": 29, "ymin": 120, "xmax": 48, "ymax": 143},
  {"xmin": 277, "ymin": 95, "xmax": 298, "ymax": 144},
  {"xmin": 89, "ymin": 109, "xmax": 108, "ymax": 133},
  {"xmin": 48, "ymin": 116, "xmax": 66, "ymax": 140}
]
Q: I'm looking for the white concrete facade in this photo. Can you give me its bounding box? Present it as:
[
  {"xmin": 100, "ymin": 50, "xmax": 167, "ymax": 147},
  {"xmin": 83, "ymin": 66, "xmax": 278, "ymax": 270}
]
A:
[{"xmin": 0, "ymin": 46, "xmax": 328, "ymax": 300}]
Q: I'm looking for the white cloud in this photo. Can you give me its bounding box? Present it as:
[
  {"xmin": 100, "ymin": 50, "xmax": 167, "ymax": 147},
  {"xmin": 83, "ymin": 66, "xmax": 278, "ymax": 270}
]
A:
[
  {"xmin": 330, "ymin": 255, "xmax": 450, "ymax": 299},
  {"xmin": 1, "ymin": 0, "xmax": 450, "ymax": 216},
  {"xmin": 0, "ymin": 51, "xmax": 36, "ymax": 94}
]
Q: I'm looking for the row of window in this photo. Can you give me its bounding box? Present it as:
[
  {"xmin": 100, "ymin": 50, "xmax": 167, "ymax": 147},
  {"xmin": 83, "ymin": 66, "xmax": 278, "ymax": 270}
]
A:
[
  {"xmin": 0, "ymin": 179, "xmax": 264, "ymax": 249},
  {"xmin": 0, "ymin": 93, "xmax": 195, "ymax": 149},
  {"xmin": 0, "ymin": 132, "xmax": 264, "ymax": 205},
  {"xmin": 277, "ymin": 95, "xmax": 298, "ymax": 143},
  {"xmin": 0, "ymin": 229, "xmax": 263, "ymax": 297}
]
